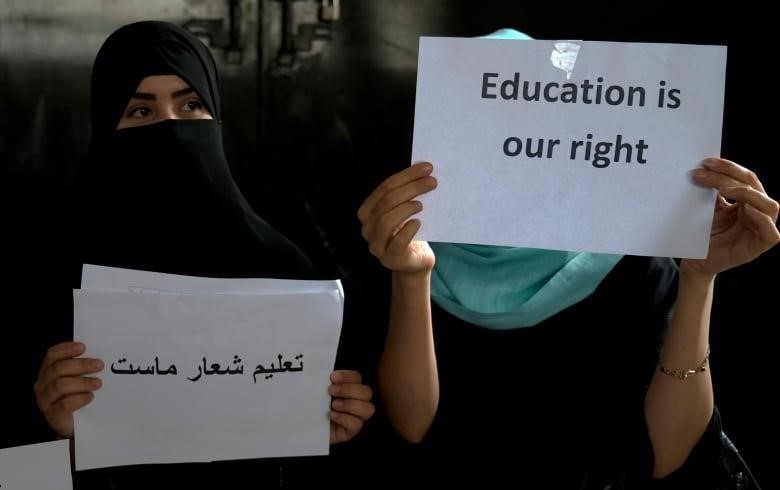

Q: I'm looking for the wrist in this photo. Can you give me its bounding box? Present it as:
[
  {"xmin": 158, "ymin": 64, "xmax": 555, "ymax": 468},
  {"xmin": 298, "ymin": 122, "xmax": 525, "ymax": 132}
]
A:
[
  {"xmin": 678, "ymin": 264, "xmax": 716, "ymax": 290},
  {"xmin": 393, "ymin": 269, "xmax": 432, "ymax": 290}
]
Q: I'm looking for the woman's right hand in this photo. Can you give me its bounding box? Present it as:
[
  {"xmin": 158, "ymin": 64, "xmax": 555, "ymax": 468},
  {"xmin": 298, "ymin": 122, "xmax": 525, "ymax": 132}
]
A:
[
  {"xmin": 358, "ymin": 162, "xmax": 438, "ymax": 274},
  {"xmin": 34, "ymin": 342, "xmax": 104, "ymax": 439}
]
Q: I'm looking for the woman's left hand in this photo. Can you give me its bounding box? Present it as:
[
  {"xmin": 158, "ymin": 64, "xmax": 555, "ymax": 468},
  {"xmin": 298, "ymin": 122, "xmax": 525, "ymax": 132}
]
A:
[
  {"xmin": 328, "ymin": 370, "xmax": 375, "ymax": 444},
  {"xmin": 684, "ymin": 158, "xmax": 780, "ymax": 278}
]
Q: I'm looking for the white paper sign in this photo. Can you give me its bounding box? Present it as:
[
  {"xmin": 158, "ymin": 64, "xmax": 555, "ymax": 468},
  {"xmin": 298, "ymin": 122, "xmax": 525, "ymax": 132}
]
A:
[
  {"xmin": 0, "ymin": 440, "xmax": 73, "ymax": 490},
  {"xmin": 412, "ymin": 38, "xmax": 727, "ymax": 258},
  {"xmin": 73, "ymin": 288, "xmax": 343, "ymax": 470}
]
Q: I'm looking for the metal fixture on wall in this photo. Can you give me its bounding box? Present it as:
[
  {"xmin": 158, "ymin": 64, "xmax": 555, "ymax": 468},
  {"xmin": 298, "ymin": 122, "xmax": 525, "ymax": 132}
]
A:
[
  {"xmin": 273, "ymin": 0, "xmax": 339, "ymax": 69},
  {"xmin": 183, "ymin": 0, "xmax": 245, "ymax": 64}
]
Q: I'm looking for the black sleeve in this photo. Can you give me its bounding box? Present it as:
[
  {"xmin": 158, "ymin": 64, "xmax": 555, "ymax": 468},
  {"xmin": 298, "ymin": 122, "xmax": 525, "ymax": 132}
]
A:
[{"xmin": 640, "ymin": 408, "xmax": 723, "ymax": 489}]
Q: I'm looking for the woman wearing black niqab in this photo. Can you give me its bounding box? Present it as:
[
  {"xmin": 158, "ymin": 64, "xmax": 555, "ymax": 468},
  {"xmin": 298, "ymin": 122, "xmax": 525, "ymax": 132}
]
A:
[
  {"xmin": 32, "ymin": 21, "xmax": 374, "ymax": 489},
  {"xmin": 76, "ymin": 20, "xmax": 315, "ymax": 280}
]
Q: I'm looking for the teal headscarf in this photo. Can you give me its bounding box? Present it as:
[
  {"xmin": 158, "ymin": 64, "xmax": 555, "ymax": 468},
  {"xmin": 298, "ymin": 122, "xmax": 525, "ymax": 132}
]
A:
[{"xmin": 429, "ymin": 29, "xmax": 623, "ymax": 329}]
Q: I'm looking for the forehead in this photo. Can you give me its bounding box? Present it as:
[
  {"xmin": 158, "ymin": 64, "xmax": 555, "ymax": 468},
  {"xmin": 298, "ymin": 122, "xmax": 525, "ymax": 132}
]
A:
[{"xmin": 134, "ymin": 75, "xmax": 191, "ymax": 93}]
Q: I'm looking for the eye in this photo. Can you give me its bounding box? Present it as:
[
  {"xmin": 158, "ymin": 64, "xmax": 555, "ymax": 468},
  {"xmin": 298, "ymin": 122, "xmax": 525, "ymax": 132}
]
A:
[
  {"xmin": 127, "ymin": 106, "xmax": 152, "ymax": 118},
  {"xmin": 181, "ymin": 99, "xmax": 203, "ymax": 112}
]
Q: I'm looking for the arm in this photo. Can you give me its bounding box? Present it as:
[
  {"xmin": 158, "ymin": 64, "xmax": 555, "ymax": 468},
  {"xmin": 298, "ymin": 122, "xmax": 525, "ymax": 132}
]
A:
[
  {"xmin": 645, "ymin": 157, "xmax": 779, "ymax": 478},
  {"xmin": 379, "ymin": 269, "xmax": 438, "ymax": 442},
  {"xmin": 644, "ymin": 270, "xmax": 714, "ymax": 478},
  {"xmin": 357, "ymin": 162, "xmax": 439, "ymax": 442}
]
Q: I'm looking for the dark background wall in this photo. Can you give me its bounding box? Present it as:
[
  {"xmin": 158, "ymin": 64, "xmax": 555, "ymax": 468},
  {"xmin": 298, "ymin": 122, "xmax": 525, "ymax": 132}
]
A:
[{"xmin": 2, "ymin": 1, "xmax": 776, "ymax": 487}]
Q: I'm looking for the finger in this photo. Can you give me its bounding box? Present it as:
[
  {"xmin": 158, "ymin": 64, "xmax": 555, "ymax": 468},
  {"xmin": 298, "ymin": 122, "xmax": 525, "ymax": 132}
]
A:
[
  {"xmin": 358, "ymin": 162, "xmax": 433, "ymax": 222},
  {"xmin": 385, "ymin": 219, "xmax": 422, "ymax": 258},
  {"xmin": 711, "ymin": 206, "xmax": 737, "ymax": 234},
  {"xmin": 329, "ymin": 382, "xmax": 373, "ymax": 401},
  {"xmin": 329, "ymin": 411, "xmax": 364, "ymax": 442},
  {"xmin": 742, "ymin": 204, "xmax": 780, "ymax": 246},
  {"xmin": 332, "ymin": 398, "xmax": 376, "ymax": 421},
  {"xmin": 366, "ymin": 202, "xmax": 424, "ymax": 255},
  {"xmin": 691, "ymin": 168, "xmax": 745, "ymax": 190},
  {"xmin": 36, "ymin": 358, "xmax": 104, "ymax": 391},
  {"xmin": 363, "ymin": 200, "xmax": 422, "ymax": 243},
  {"xmin": 38, "ymin": 376, "xmax": 102, "ymax": 408},
  {"xmin": 715, "ymin": 194, "xmax": 731, "ymax": 211},
  {"xmin": 330, "ymin": 420, "xmax": 350, "ymax": 445},
  {"xmin": 330, "ymin": 419, "xmax": 339, "ymax": 444},
  {"xmin": 331, "ymin": 370, "xmax": 362, "ymax": 384},
  {"xmin": 702, "ymin": 158, "xmax": 765, "ymax": 193},
  {"xmin": 374, "ymin": 200, "xmax": 423, "ymax": 239},
  {"xmin": 373, "ymin": 176, "xmax": 437, "ymax": 218},
  {"xmin": 49, "ymin": 393, "xmax": 95, "ymax": 418},
  {"xmin": 720, "ymin": 186, "xmax": 780, "ymax": 221},
  {"xmin": 40, "ymin": 342, "xmax": 86, "ymax": 374}
]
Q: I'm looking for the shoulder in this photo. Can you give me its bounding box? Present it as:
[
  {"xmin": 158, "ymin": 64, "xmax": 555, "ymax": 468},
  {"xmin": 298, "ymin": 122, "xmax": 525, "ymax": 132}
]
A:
[
  {"xmin": 606, "ymin": 256, "xmax": 679, "ymax": 299},
  {"xmin": 609, "ymin": 255, "xmax": 678, "ymax": 283},
  {"xmin": 587, "ymin": 256, "xmax": 679, "ymax": 330}
]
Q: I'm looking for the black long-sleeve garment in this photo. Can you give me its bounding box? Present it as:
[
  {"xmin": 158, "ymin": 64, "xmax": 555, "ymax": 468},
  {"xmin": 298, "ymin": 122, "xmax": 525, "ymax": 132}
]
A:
[{"xmin": 397, "ymin": 256, "xmax": 727, "ymax": 489}]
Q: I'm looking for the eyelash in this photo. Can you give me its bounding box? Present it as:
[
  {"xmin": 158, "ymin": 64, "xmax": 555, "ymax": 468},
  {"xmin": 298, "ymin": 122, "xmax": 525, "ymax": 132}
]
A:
[
  {"xmin": 125, "ymin": 99, "xmax": 204, "ymax": 118},
  {"xmin": 127, "ymin": 106, "xmax": 152, "ymax": 118},
  {"xmin": 182, "ymin": 99, "xmax": 203, "ymax": 111}
]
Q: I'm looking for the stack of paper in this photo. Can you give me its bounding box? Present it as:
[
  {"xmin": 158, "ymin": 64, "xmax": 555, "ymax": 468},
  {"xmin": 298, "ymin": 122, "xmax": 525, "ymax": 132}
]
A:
[{"xmin": 73, "ymin": 265, "xmax": 344, "ymax": 471}]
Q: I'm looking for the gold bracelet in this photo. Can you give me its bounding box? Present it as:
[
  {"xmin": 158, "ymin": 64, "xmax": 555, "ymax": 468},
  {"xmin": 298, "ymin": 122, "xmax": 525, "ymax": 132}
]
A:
[{"xmin": 658, "ymin": 348, "xmax": 710, "ymax": 380}]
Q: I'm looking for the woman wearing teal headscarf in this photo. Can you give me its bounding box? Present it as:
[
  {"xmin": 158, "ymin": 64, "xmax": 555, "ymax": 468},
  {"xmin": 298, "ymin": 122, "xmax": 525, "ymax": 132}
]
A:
[{"xmin": 358, "ymin": 29, "xmax": 778, "ymax": 488}]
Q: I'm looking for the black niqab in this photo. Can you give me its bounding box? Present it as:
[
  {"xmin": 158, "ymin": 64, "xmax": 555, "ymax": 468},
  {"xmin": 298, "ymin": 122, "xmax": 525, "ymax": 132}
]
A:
[{"xmin": 73, "ymin": 21, "xmax": 315, "ymax": 280}]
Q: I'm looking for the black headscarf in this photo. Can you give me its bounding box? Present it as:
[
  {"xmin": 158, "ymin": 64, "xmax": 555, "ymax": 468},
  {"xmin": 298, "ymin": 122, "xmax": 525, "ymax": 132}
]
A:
[{"xmin": 73, "ymin": 21, "xmax": 315, "ymax": 280}]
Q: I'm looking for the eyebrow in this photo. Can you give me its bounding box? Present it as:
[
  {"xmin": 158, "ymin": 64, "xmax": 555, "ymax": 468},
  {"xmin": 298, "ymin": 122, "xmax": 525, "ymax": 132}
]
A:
[{"xmin": 130, "ymin": 87, "xmax": 197, "ymax": 100}]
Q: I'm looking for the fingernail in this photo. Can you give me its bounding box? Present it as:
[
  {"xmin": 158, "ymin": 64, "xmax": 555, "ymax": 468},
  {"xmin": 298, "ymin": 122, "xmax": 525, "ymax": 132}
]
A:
[
  {"xmin": 73, "ymin": 342, "xmax": 86, "ymax": 353},
  {"xmin": 691, "ymin": 169, "xmax": 708, "ymax": 179},
  {"xmin": 329, "ymin": 385, "xmax": 340, "ymax": 395},
  {"xmin": 702, "ymin": 158, "xmax": 720, "ymax": 168},
  {"xmin": 330, "ymin": 371, "xmax": 341, "ymax": 382},
  {"xmin": 419, "ymin": 162, "xmax": 433, "ymax": 172},
  {"xmin": 91, "ymin": 379, "xmax": 102, "ymax": 389},
  {"xmin": 92, "ymin": 360, "xmax": 104, "ymax": 370},
  {"xmin": 333, "ymin": 399, "xmax": 344, "ymax": 409}
]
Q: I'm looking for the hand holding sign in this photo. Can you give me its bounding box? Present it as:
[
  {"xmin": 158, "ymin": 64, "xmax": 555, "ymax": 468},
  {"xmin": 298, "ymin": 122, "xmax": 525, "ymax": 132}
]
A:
[
  {"xmin": 357, "ymin": 162, "xmax": 437, "ymax": 274},
  {"xmin": 34, "ymin": 341, "xmax": 104, "ymax": 439},
  {"xmin": 329, "ymin": 370, "xmax": 375, "ymax": 444},
  {"xmin": 684, "ymin": 157, "xmax": 780, "ymax": 277}
]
